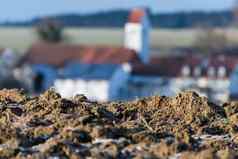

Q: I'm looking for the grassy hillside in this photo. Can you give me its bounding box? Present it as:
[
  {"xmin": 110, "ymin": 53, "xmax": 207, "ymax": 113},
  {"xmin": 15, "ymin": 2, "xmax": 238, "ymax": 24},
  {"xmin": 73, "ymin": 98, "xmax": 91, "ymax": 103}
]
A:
[{"xmin": 0, "ymin": 27, "xmax": 238, "ymax": 53}]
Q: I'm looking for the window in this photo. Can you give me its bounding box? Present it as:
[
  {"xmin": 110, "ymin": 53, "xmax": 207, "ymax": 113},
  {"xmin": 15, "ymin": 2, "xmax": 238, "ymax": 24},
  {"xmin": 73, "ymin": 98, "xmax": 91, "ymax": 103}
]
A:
[{"xmin": 34, "ymin": 72, "xmax": 44, "ymax": 93}]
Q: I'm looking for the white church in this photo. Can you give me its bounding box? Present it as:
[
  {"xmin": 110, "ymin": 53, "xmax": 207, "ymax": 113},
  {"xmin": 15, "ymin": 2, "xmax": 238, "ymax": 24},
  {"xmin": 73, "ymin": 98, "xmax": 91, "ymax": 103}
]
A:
[{"xmin": 23, "ymin": 8, "xmax": 152, "ymax": 101}]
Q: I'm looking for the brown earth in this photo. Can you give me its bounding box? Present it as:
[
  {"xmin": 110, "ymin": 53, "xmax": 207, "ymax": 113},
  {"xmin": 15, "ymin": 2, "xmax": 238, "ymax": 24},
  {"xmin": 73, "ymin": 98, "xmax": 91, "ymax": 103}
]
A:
[{"xmin": 0, "ymin": 89, "xmax": 237, "ymax": 158}]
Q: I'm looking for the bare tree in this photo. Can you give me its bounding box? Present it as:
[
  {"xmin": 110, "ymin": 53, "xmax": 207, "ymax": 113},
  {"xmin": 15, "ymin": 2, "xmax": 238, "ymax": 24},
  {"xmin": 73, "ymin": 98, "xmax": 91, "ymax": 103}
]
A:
[{"xmin": 36, "ymin": 18, "xmax": 64, "ymax": 43}]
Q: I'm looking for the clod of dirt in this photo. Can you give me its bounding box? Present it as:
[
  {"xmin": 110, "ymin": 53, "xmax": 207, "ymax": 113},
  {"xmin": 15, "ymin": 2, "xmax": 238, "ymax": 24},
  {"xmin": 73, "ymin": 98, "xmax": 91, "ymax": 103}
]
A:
[
  {"xmin": 0, "ymin": 89, "xmax": 27, "ymax": 104},
  {"xmin": 118, "ymin": 91, "xmax": 226, "ymax": 136},
  {"xmin": 0, "ymin": 89, "xmax": 236, "ymax": 158},
  {"xmin": 180, "ymin": 148, "xmax": 238, "ymax": 159}
]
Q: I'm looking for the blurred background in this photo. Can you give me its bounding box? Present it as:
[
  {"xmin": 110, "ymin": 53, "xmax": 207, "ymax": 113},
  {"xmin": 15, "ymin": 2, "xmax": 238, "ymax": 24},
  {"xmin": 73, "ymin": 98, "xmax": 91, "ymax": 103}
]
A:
[{"xmin": 1, "ymin": 0, "xmax": 238, "ymax": 103}]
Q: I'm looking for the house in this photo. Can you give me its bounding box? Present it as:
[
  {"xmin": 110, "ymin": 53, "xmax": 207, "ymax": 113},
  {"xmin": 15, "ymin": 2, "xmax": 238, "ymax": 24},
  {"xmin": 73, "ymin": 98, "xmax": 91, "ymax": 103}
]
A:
[
  {"xmin": 0, "ymin": 48, "xmax": 27, "ymax": 90},
  {"xmin": 0, "ymin": 48, "xmax": 19, "ymax": 77},
  {"xmin": 22, "ymin": 8, "xmax": 152, "ymax": 101},
  {"xmin": 23, "ymin": 43, "xmax": 140, "ymax": 97},
  {"xmin": 106, "ymin": 55, "xmax": 227, "ymax": 102}
]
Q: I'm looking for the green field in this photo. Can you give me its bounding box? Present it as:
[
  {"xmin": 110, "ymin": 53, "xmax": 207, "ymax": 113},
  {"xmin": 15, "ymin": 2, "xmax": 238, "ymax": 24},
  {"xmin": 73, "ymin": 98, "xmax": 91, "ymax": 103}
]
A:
[{"xmin": 1, "ymin": 27, "xmax": 238, "ymax": 53}]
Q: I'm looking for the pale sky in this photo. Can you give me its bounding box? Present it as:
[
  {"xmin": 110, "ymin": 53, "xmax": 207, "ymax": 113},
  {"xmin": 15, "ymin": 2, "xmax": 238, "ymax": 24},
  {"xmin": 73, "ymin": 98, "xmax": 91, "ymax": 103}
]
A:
[{"xmin": 0, "ymin": 0, "xmax": 235, "ymax": 22}]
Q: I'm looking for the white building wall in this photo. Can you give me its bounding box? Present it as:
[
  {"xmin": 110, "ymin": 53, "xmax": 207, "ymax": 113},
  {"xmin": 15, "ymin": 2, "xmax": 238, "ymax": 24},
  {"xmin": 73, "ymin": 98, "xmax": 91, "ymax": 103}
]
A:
[
  {"xmin": 54, "ymin": 79, "xmax": 109, "ymax": 101},
  {"xmin": 170, "ymin": 77, "xmax": 230, "ymax": 103},
  {"xmin": 124, "ymin": 23, "xmax": 142, "ymax": 52}
]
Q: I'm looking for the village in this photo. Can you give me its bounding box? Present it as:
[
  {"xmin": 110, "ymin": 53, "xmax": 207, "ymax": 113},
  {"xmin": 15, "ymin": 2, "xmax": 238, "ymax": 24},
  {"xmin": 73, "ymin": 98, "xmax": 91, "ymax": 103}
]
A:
[
  {"xmin": 2, "ymin": 1, "xmax": 238, "ymax": 158},
  {"xmin": 0, "ymin": 8, "xmax": 238, "ymax": 104}
]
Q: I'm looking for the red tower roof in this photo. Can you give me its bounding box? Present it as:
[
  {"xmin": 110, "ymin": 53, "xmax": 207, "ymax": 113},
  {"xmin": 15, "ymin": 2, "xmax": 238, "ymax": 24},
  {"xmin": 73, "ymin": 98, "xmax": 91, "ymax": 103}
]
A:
[{"xmin": 128, "ymin": 8, "xmax": 146, "ymax": 23}]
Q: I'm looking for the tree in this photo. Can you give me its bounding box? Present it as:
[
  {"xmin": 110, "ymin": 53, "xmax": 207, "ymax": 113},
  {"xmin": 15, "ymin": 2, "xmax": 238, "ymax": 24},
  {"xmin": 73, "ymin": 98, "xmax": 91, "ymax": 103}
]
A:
[{"xmin": 36, "ymin": 18, "xmax": 63, "ymax": 43}]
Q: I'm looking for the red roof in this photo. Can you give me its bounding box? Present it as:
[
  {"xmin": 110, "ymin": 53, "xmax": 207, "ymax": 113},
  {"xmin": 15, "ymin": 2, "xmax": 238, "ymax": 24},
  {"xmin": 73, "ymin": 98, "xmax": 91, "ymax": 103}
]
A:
[
  {"xmin": 24, "ymin": 43, "xmax": 140, "ymax": 67},
  {"xmin": 132, "ymin": 54, "xmax": 238, "ymax": 78},
  {"xmin": 131, "ymin": 63, "xmax": 180, "ymax": 77},
  {"xmin": 132, "ymin": 56, "xmax": 198, "ymax": 77},
  {"xmin": 128, "ymin": 8, "xmax": 146, "ymax": 23}
]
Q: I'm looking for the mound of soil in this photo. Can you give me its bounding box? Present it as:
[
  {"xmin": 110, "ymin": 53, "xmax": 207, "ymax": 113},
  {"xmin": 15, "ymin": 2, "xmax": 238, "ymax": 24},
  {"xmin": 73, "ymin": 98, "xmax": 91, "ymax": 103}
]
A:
[{"xmin": 0, "ymin": 89, "xmax": 237, "ymax": 158}]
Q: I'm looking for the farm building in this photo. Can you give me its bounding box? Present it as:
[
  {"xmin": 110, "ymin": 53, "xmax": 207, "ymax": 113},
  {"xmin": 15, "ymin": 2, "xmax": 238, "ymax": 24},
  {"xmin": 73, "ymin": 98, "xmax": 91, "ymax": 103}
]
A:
[
  {"xmin": 109, "ymin": 54, "xmax": 233, "ymax": 103},
  {"xmin": 0, "ymin": 48, "xmax": 26, "ymax": 90}
]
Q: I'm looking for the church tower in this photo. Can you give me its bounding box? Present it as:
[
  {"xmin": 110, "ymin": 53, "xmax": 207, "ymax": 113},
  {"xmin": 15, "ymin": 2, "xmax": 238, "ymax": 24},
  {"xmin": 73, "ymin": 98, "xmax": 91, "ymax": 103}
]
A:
[{"xmin": 124, "ymin": 8, "xmax": 151, "ymax": 63}]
